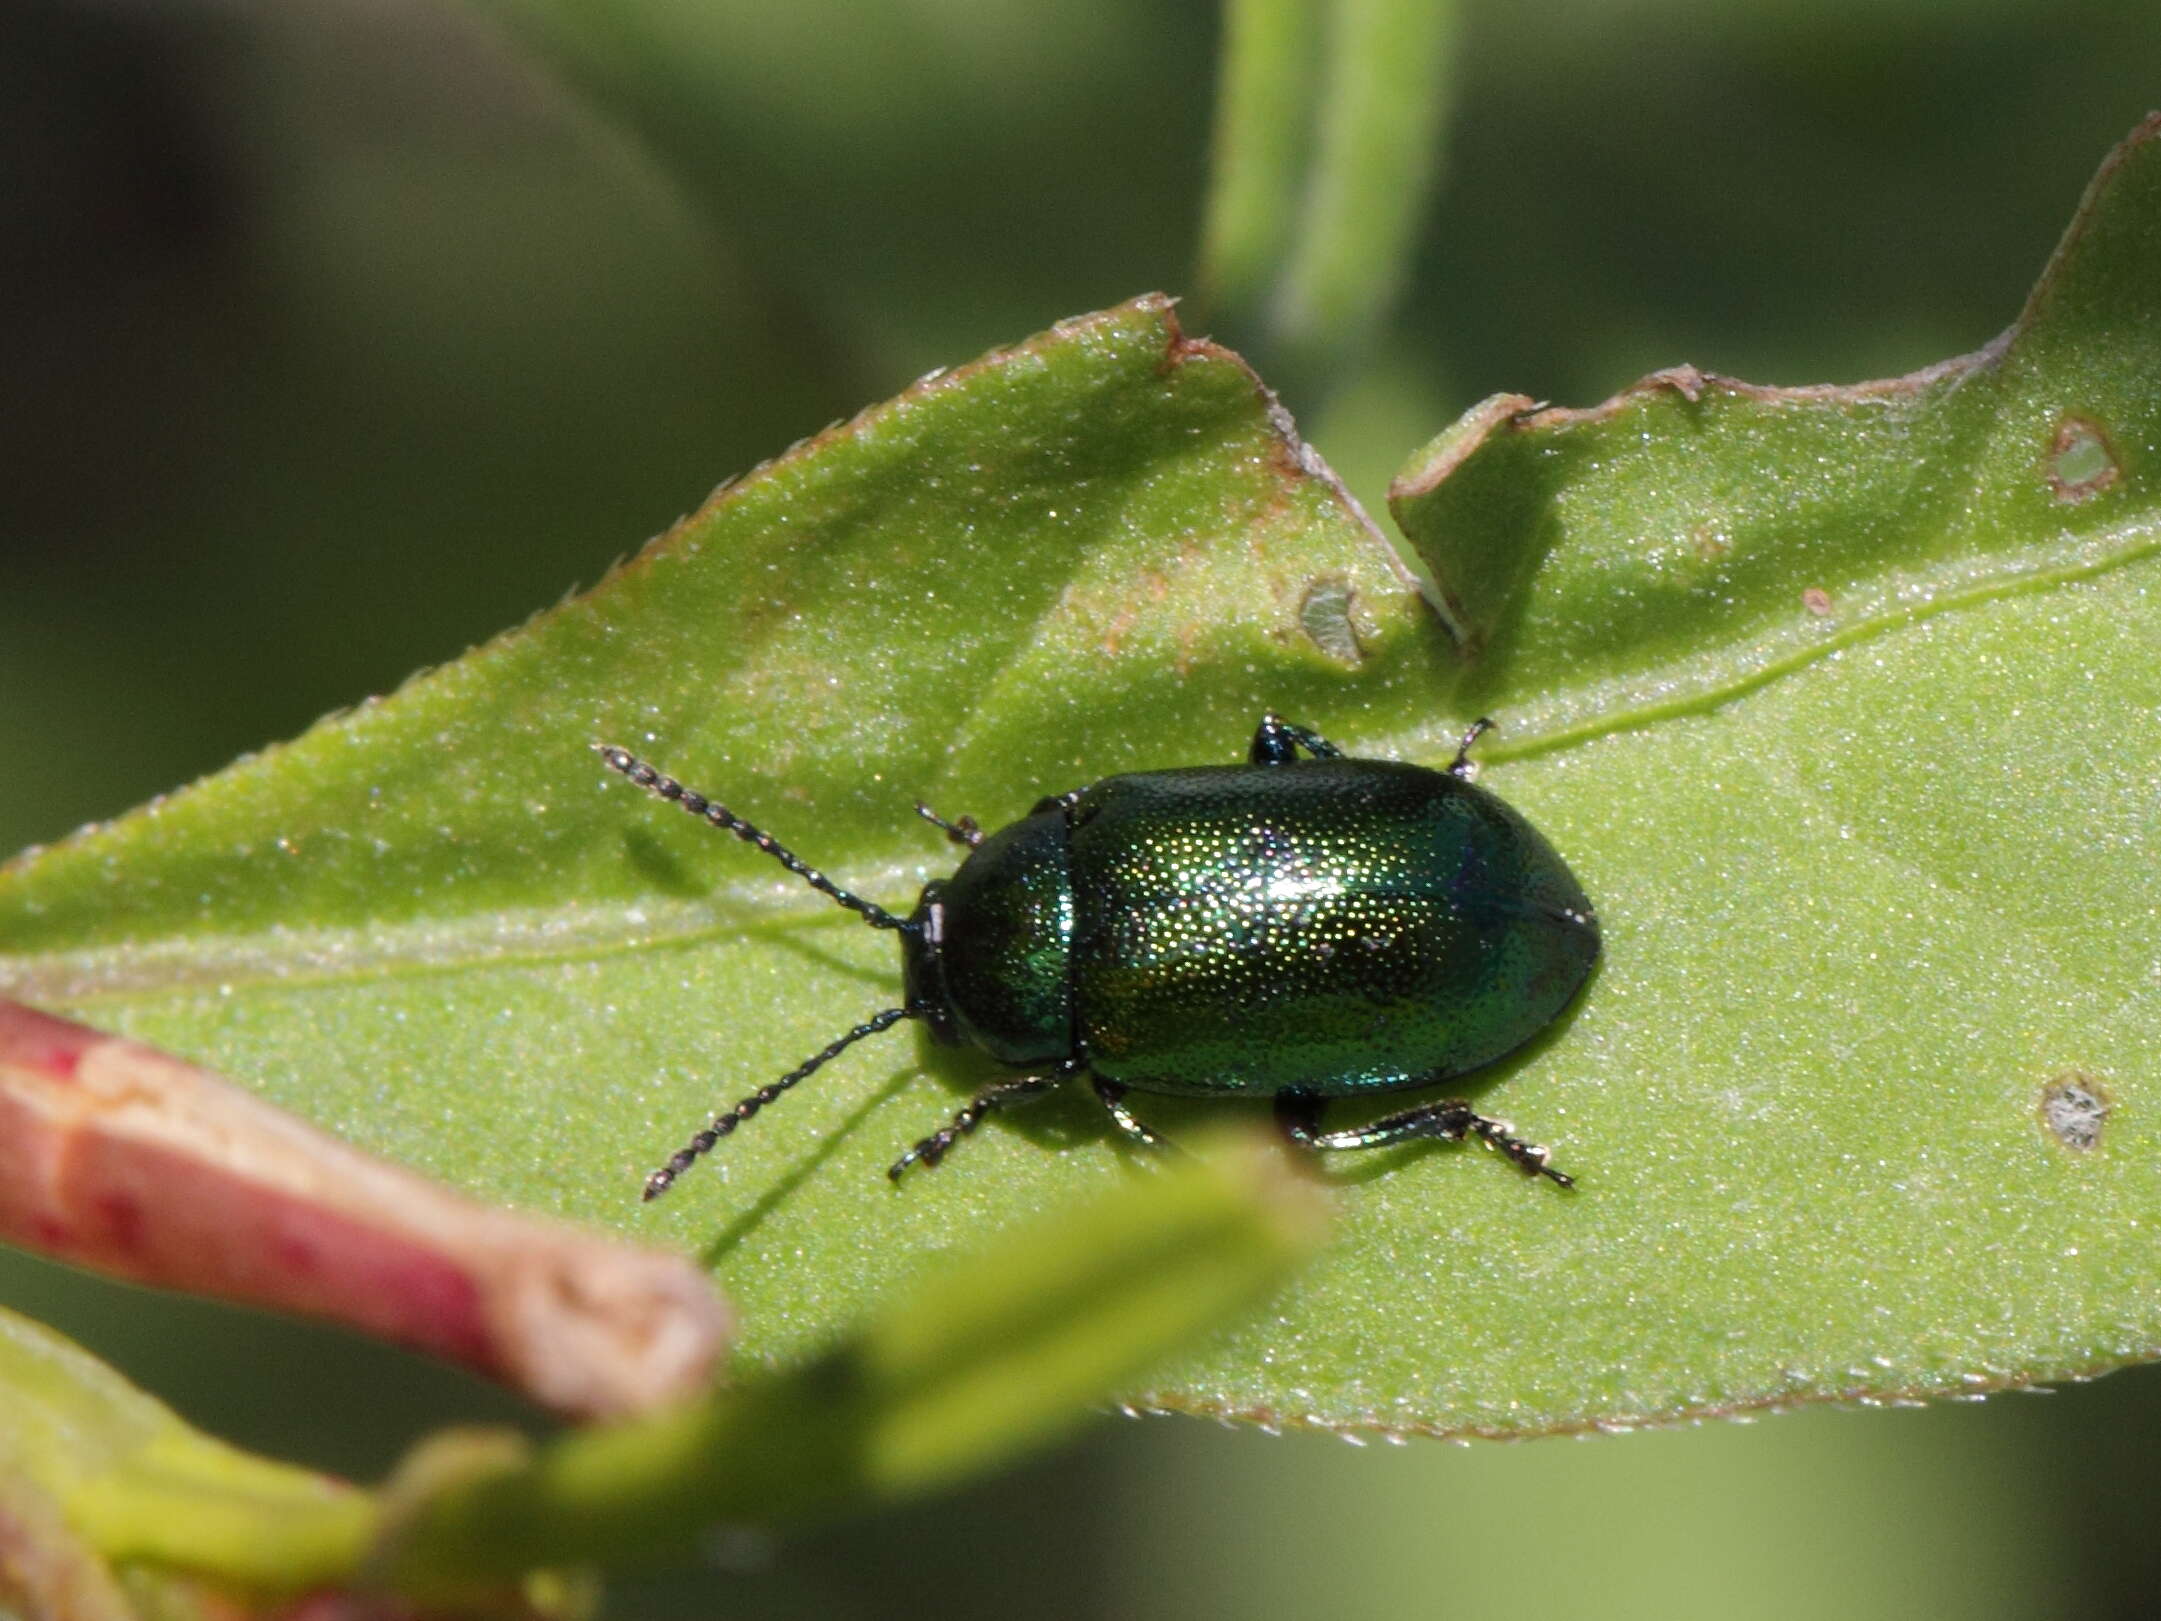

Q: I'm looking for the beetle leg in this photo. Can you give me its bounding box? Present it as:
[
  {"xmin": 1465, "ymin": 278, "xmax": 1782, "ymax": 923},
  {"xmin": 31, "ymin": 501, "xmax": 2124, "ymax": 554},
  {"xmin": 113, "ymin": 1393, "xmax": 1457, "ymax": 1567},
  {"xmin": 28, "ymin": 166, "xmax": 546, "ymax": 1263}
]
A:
[
  {"xmin": 1091, "ymin": 1076, "xmax": 1177, "ymax": 1154},
  {"xmin": 913, "ymin": 801, "xmax": 984, "ymax": 847},
  {"xmin": 888, "ymin": 1058, "xmax": 1084, "ymax": 1180},
  {"xmin": 1273, "ymin": 1091, "xmax": 1572, "ymax": 1187},
  {"xmin": 1249, "ymin": 714, "xmax": 1298, "ymax": 764},
  {"xmin": 1249, "ymin": 713, "xmax": 1345, "ymax": 765},
  {"xmin": 1447, "ymin": 716, "xmax": 1496, "ymax": 779}
]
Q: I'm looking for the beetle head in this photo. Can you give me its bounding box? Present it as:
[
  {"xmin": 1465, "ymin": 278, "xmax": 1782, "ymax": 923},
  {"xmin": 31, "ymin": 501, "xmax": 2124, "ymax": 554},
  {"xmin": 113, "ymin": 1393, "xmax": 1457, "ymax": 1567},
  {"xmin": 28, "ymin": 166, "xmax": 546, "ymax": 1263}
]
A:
[{"xmin": 901, "ymin": 882, "xmax": 961, "ymax": 1043}]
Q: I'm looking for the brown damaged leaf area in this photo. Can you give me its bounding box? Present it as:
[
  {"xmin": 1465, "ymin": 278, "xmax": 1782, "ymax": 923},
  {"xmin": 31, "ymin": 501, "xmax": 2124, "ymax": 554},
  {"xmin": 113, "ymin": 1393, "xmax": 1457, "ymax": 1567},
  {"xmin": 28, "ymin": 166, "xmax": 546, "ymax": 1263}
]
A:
[
  {"xmin": 1386, "ymin": 114, "xmax": 2161, "ymax": 755},
  {"xmin": 1400, "ymin": 104, "xmax": 2161, "ymax": 511},
  {"xmin": 0, "ymin": 1001, "xmax": 726, "ymax": 1419},
  {"xmin": 613, "ymin": 293, "xmax": 1358, "ymax": 590},
  {"xmin": 1383, "ymin": 337, "xmax": 2013, "ymax": 678},
  {"xmin": 1399, "ymin": 349, "xmax": 2008, "ymax": 482}
]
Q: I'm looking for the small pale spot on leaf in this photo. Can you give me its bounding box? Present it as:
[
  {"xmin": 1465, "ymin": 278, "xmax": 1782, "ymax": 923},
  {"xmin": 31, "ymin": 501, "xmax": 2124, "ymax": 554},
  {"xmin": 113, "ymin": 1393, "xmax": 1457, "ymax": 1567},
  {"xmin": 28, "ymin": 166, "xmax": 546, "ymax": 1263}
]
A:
[
  {"xmin": 1691, "ymin": 523, "xmax": 1733, "ymax": 563},
  {"xmin": 2040, "ymin": 1071, "xmax": 2110, "ymax": 1151},
  {"xmin": 2046, "ymin": 416, "xmax": 2122, "ymax": 503},
  {"xmin": 1298, "ymin": 577, "xmax": 1363, "ymax": 665}
]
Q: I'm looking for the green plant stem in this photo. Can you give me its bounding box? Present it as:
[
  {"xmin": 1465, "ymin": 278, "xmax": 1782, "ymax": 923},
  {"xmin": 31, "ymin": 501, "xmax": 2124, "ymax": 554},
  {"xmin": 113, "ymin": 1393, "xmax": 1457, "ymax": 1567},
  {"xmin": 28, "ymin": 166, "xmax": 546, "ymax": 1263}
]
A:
[
  {"xmin": 1201, "ymin": 0, "xmax": 1460, "ymax": 395},
  {"xmin": 1200, "ymin": 0, "xmax": 1325, "ymax": 324},
  {"xmin": 1278, "ymin": 0, "xmax": 1459, "ymax": 379}
]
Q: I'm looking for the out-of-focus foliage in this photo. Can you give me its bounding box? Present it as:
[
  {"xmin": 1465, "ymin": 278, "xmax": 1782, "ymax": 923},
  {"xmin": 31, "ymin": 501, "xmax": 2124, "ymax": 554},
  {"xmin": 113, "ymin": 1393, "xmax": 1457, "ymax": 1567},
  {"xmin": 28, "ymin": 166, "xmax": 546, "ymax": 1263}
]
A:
[
  {"xmin": 6, "ymin": 0, "xmax": 2161, "ymax": 1615},
  {"xmin": 0, "ymin": 1144, "xmax": 1315, "ymax": 1609}
]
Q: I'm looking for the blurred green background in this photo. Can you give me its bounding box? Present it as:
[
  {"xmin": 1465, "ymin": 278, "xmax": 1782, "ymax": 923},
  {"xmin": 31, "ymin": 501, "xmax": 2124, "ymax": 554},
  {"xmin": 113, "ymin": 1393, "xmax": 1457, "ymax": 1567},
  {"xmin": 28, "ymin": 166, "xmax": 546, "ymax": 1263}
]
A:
[{"xmin": 5, "ymin": 0, "xmax": 2160, "ymax": 1614}]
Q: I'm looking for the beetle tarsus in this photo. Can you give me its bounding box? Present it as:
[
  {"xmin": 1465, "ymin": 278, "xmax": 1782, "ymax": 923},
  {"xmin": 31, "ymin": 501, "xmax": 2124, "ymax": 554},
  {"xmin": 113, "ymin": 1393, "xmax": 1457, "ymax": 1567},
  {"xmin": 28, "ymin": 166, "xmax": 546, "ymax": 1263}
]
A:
[
  {"xmin": 1468, "ymin": 1114, "xmax": 1575, "ymax": 1187},
  {"xmin": 1273, "ymin": 1090, "xmax": 1571, "ymax": 1188},
  {"xmin": 1092, "ymin": 1075, "xmax": 1177, "ymax": 1154}
]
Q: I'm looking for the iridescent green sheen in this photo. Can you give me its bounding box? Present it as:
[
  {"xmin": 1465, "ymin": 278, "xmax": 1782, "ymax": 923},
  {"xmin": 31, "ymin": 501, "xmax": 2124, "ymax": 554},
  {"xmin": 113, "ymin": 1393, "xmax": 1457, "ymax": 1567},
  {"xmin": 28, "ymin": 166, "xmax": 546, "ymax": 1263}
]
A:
[{"xmin": 1065, "ymin": 761, "xmax": 1597, "ymax": 1097}]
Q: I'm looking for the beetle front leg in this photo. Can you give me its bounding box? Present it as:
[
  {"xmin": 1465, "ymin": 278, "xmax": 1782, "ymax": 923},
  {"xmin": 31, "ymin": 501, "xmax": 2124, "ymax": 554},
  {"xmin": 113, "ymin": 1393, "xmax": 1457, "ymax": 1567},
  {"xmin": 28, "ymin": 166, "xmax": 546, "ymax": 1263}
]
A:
[
  {"xmin": 913, "ymin": 800, "xmax": 983, "ymax": 848},
  {"xmin": 888, "ymin": 1058, "xmax": 1084, "ymax": 1180},
  {"xmin": 1273, "ymin": 1091, "xmax": 1573, "ymax": 1187},
  {"xmin": 1092, "ymin": 1076, "xmax": 1178, "ymax": 1154}
]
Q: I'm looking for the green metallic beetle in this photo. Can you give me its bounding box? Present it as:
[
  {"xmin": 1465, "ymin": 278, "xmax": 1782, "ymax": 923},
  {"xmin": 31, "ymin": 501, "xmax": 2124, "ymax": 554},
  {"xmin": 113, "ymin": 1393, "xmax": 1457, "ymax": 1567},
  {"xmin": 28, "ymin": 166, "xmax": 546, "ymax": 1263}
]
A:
[{"xmin": 595, "ymin": 714, "xmax": 1599, "ymax": 1200}]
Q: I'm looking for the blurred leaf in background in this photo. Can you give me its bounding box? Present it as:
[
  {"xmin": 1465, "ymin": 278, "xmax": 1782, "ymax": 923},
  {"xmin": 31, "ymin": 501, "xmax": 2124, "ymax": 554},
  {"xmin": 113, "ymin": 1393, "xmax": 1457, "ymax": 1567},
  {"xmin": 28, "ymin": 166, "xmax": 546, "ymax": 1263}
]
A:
[{"xmin": 6, "ymin": 0, "xmax": 2161, "ymax": 1617}]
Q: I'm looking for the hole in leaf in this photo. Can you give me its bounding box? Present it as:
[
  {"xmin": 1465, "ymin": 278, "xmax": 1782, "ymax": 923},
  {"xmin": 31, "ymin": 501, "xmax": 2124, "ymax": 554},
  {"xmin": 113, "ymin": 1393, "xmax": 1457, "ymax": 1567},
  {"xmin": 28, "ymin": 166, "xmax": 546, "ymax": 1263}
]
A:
[
  {"xmin": 2045, "ymin": 416, "xmax": 2121, "ymax": 503},
  {"xmin": 1299, "ymin": 578, "xmax": 1363, "ymax": 665}
]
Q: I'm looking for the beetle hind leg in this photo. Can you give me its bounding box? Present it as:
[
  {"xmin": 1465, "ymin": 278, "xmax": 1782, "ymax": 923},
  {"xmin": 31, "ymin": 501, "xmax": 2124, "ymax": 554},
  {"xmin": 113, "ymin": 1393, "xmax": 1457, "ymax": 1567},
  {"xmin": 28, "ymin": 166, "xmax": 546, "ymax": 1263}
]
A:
[
  {"xmin": 1092, "ymin": 1076, "xmax": 1179, "ymax": 1155},
  {"xmin": 888, "ymin": 1058, "xmax": 1084, "ymax": 1180},
  {"xmin": 1273, "ymin": 1091, "xmax": 1573, "ymax": 1187}
]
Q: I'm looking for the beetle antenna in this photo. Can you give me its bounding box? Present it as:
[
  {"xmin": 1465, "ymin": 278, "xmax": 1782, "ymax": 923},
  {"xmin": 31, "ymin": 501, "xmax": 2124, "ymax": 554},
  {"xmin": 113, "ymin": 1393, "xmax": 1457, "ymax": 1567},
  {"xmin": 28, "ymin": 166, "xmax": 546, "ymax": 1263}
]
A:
[
  {"xmin": 643, "ymin": 1006, "xmax": 914, "ymax": 1200},
  {"xmin": 594, "ymin": 744, "xmax": 909, "ymax": 931}
]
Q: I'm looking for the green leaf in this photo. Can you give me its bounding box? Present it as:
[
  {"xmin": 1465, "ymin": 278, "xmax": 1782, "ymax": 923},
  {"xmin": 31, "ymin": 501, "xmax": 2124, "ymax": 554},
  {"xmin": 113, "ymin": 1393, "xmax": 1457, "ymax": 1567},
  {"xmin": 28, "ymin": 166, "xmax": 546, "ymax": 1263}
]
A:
[{"xmin": 6, "ymin": 111, "xmax": 2161, "ymax": 1450}]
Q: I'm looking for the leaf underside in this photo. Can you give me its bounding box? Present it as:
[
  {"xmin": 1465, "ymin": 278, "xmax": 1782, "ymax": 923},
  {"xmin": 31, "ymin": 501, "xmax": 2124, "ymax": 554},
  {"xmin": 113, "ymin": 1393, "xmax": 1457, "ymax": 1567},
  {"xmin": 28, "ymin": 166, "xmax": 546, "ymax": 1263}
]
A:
[{"xmin": 7, "ymin": 119, "xmax": 2161, "ymax": 1440}]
